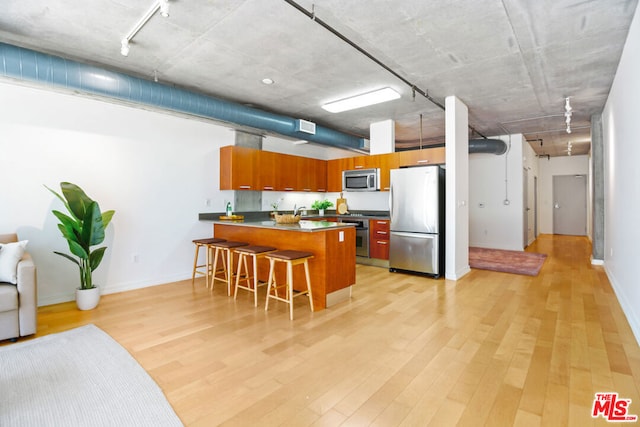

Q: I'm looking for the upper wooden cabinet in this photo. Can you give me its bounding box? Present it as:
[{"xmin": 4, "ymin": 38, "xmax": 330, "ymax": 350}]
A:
[
  {"xmin": 397, "ymin": 147, "xmax": 445, "ymax": 167},
  {"xmin": 368, "ymin": 153, "xmax": 399, "ymax": 191},
  {"xmin": 220, "ymin": 146, "xmax": 445, "ymax": 192},
  {"xmin": 275, "ymin": 153, "xmax": 298, "ymax": 191},
  {"xmin": 298, "ymin": 157, "xmax": 327, "ymax": 192},
  {"xmin": 257, "ymin": 150, "xmax": 278, "ymax": 191},
  {"xmin": 327, "ymin": 157, "xmax": 352, "ymax": 192},
  {"xmin": 220, "ymin": 145, "xmax": 258, "ymax": 190},
  {"xmin": 220, "ymin": 146, "xmax": 327, "ymax": 192}
]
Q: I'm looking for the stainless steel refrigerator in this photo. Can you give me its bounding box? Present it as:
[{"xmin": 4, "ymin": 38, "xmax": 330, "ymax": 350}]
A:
[{"xmin": 389, "ymin": 165, "xmax": 445, "ymax": 277}]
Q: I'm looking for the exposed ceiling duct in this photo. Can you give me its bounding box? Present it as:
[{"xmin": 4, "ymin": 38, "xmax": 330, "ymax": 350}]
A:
[
  {"xmin": 469, "ymin": 138, "xmax": 508, "ymax": 155},
  {"xmin": 0, "ymin": 42, "xmax": 366, "ymax": 151}
]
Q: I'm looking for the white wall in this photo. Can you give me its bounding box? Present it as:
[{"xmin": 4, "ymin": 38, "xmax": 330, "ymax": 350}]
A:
[
  {"xmin": 537, "ymin": 155, "xmax": 590, "ymax": 234},
  {"xmin": 601, "ymin": 4, "xmax": 640, "ymax": 344},
  {"xmin": 468, "ymin": 134, "xmax": 525, "ymax": 251},
  {"xmin": 0, "ymin": 81, "xmax": 237, "ymax": 305},
  {"xmin": 445, "ymin": 96, "xmax": 470, "ymax": 280}
]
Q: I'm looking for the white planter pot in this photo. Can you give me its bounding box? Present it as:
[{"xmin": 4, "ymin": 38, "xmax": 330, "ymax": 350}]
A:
[
  {"xmin": 76, "ymin": 287, "xmax": 101, "ymax": 311},
  {"xmin": 319, "ymin": 209, "xmax": 325, "ymax": 216}
]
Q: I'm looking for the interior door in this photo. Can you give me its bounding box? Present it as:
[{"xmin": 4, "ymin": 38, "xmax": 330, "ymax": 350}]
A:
[{"xmin": 553, "ymin": 174, "xmax": 587, "ymax": 235}]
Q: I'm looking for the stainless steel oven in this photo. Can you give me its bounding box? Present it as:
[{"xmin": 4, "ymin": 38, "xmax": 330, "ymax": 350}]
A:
[{"xmin": 341, "ymin": 218, "xmax": 369, "ymax": 257}]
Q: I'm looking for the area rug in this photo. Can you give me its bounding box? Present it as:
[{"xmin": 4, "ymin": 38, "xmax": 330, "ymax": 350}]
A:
[
  {"xmin": 0, "ymin": 324, "xmax": 183, "ymax": 426},
  {"xmin": 469, "ymin": 247, "xmax": 547, "ymax": 276}
]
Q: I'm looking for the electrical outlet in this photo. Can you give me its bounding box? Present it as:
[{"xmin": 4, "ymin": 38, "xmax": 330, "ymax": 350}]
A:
[
  {"xmin": 132, "ymin": 253, "xmax": 139, "ymax": 263},
  {"xmin": 205, "ymin": 198, "xmax": 211, "ymax": 207}
]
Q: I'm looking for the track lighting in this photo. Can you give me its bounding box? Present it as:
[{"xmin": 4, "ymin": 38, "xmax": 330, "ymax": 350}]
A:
[
  {"xmin": 120, "ymin": 0, "xmax": 170, "ymax": 57},
  {"xmin": 564, "ymin": 97, "xmax": 572, "ymax": 134},
  {"xmin": 120, "ymin": 39, "xmax": 130, "ymax": 57},
  {"xmin": 159, "ymin": 0, "xmax": 170, "ymax": 17}
]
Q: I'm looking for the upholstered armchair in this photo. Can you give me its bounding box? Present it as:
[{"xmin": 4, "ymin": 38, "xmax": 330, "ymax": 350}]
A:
[{"xmin": 0, "ymin": 233, "xmax": 37, "ymax": 341}]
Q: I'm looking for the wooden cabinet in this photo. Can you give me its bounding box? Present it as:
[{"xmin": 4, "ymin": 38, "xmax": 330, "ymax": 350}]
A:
[
  {"xmin": 398, "ymin": 147, "xmax": 445, "ymax": 167},
  {"xmin": 369, "ymin": 219, "xmax": 390, "ymax": 260},
  {"xmin": 327, "ymin": 157, "xmax": 352, "ymax": 192},
  {"xmin": 314, "ymin": 159, "xmax": 327, "ymax": 192},
  {"xmin": 220, "ymin": 145, "xmax": 258, "ymax": 190},
  {"xmin": 368, "ymin": 153, "xmax": 399, "ymax": 191},
  {"xmin": 298, "ymin": 157, "xmax": 327, "ymax": 192},
  {"xmin": 276, "ymin": 153, "xmax": 298, "ymax": 191},
  {"xmin": 257, "ymin": 150, "xmax": 278, "ymax": 190},
  {"xmin": 220, "ymin": 146, "xmax": 328, "ymax": 192},
  {"xmin": 220, "ymin": 146, "xmax": 446, "ymax": 192}
]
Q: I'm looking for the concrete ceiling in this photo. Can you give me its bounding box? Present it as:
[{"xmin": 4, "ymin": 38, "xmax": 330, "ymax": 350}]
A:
[{"xmin": 1, "ymin": 0, "xmax": 637, "ymax": 157}]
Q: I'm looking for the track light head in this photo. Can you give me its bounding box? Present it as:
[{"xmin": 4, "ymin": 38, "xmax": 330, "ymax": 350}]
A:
[
  {"xmin": 159, "ymin": 0, "xmax": 170, "ymax": 17},
  {"xmin": 120, "ymin": 39, "xmax": 130, "ymax": 56}
]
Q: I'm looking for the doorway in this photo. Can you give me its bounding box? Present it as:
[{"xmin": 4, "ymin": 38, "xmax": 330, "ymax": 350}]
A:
[{"xmin": 553, "ymin": 174, "xmax": 587, "ymax": 235}]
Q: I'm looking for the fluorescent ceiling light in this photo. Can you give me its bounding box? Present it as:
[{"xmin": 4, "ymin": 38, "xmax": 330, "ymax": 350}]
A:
[{"xmin": 322, "ymin": 87, "xmax": 401, "ymax": 113}]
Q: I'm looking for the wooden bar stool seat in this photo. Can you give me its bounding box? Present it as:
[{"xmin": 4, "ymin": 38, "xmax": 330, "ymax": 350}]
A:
[
  {"xmin": 192, "ymin": 237, "xmax": 226, "ymax": 288},
  {"xmin": 234, "ymin": 245, "xmax": 277, "ymax": 306},
  {"xmin": 265, "ymin": 250, "xmax": 314, "ymax": 320},
  {"xmin": 210, "ymin": 240, "xmax": 249, "ymax": 296}
]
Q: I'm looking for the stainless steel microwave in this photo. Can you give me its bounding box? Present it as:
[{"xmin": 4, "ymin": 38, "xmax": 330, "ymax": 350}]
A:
[{"xmin": 342, "ymin": 168, "xmax": 380, "ymax": 191}]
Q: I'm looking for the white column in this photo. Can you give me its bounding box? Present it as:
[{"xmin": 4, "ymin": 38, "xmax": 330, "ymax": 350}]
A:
[
  {"xmin": 445, "ymin": 96, "xmax": 470, "ymax": 280},
  {"xmin": 369, "ymin": 119, "xmax": 395, "ymax": 154}
]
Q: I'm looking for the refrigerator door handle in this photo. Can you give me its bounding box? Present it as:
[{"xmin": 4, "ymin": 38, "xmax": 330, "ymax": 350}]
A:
[
  {"xmin": 391, "ymin": 231, "xmax": 435, "ymax": 239},
  {"xmin": 389, "ymin": 185, "xmax": 393, "ymax": 221}
]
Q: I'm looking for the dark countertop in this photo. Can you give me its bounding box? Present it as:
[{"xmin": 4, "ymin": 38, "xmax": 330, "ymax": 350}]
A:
[
  {"xmin": 212, "ymin": 219, "xmax": 355, "ymax": 232},
  {"xmin": 199, "ymin": 210, "xmax": 390, "ymax": 222}
]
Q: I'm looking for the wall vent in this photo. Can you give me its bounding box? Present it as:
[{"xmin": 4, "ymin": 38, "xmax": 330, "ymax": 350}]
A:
[{"xmin": 296, "ymin": 119, "xmax": 316, "ymax": 134}]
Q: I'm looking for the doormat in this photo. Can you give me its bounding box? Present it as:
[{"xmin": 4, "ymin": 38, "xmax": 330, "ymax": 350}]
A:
[{"xmin": 469, "ymin": 247, "xmax": 547, "ymax": 276}]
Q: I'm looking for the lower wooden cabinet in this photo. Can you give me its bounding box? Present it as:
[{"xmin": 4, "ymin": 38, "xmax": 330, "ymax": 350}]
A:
[{"xmin": 369, "ymin": 219, "xmax": 390, "ymax": 260}]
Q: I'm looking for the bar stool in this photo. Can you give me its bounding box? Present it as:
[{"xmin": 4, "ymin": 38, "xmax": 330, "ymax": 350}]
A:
[
  {"xmin": 210, "ymin": 240, "xmax": 249, "ymax": 296},
  {"xmin": 234, "ymin": 245, "xmax": 277, "ymax": 306},
  {"xmin": 264, "ymin": 250, "xmax": 314, "ymax": 320},
  {"xmin": 191, "ymin": 237, "xmax": 226, "ymax": 288}
]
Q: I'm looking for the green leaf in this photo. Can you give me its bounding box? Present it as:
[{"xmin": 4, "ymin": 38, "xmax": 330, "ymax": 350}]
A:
[
  {"xmin": 101, "ymin": 210, "xmax": 115, "ymax": 230},
  {"xmin": 82, "ymin": 201, "xmax": 106, "ymax": 246},
  {"xmin": 52, "ymin": 210, "xmax": 81, "ymax": 235},
  {"xmin": 61, "ymin": 182, "xmax": 93, "ymax": 221},
  {"xmin": 89, "ymin": 247, "xmax": 107, "ymax": 271},
  {"xmin": 68, "ymin": 239, "xmax": 89, "ymax": 260},
  {"xmin": 54, "ymin": 251, "xmax": 80, "ymax": 266}
]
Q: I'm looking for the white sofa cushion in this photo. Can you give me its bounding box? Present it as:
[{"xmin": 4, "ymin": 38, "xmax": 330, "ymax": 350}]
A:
[{"xmin": 0, "ymin": 240, "xmax": 28, "ymax": 284}]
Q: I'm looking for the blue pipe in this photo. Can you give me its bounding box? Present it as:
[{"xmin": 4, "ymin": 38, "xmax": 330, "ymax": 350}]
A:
[{"xmin": 0, "ymin": 42, "xmax": 366, "ymax": 150}]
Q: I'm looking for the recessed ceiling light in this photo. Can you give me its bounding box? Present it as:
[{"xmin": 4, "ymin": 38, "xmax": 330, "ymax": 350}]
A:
[
  {"xmin": 322, "ymin": 87, "xmax": 401, "ymax": 113},
  {"xmin": 262, "ymin": 78, "xmax": 275, "ymax": 85}
]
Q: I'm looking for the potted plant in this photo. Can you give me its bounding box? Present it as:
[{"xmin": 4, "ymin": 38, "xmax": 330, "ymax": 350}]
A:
[
  {"xmin": 270, "ymin": 198, "xmax": 283, "ymax": 217},
  {"xmin": 311, "ymin": 199, "xmax": 334, "ymax": 216},
  {"xmin": 46, "ymin": 182, "xmax": 115, "ymax": 310}
]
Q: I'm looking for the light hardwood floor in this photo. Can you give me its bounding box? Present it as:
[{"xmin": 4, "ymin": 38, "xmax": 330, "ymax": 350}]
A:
[{"xmin": 11, "ymin": 234, "xmax": 640, "ymax": 426}]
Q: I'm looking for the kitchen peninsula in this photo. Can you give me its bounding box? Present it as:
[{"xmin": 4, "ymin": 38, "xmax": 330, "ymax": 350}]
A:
[{"xmin": 210, "ymin": 219, "xmax": 356, "ymax": 310}]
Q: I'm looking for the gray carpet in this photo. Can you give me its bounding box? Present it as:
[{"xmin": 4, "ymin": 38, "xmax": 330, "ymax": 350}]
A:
[{"xmin": 0, "ymin": 324, "xmax": 183, "ymax": 426}]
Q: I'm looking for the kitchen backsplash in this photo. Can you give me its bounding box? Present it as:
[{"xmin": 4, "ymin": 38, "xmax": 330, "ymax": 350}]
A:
[{"xmin": 262, "ymin": 191, "xmax": 389, "ymax": 213}]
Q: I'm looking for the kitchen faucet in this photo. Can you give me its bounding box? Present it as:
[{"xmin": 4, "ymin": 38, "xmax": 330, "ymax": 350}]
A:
[{"xmin": 293, "ymin": 205, "xmax": 306, "ymax": 216}]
